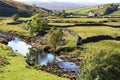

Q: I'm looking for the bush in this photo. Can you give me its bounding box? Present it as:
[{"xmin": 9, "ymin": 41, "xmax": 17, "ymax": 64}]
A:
[
  {"xmin": 79, "ymin": 49, "xmax": 120, "ymax": 80},
  {"xmin": 12, "ymin": 14, "xmax": 19, "ymax": 21}
]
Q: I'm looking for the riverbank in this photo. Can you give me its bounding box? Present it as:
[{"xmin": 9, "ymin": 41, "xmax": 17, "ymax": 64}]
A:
[
  {"xmin": 0, "ymin": 30, "xmax": 43, "ymax": 51},
  {"xmin": 0, "ymin": 43, "xmax": 68, "ymax": 80},
  {"xmin": 40, "ymin": 54, "xmax": 82, "ymax": 79},
  {"xmin": 0, "ymin": 31, "xmax": 81, "ymax": 79}
]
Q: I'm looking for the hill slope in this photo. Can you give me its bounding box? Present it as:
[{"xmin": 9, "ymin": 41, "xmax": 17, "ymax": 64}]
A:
[
  {"xmin": 67, "ymin": 3, "xmax": 120, "ymax": 16},
  {"xmin": 0, "ymin": 43, "xmax": 68, "ymax": 80},
  {"xmin": 0, "ymin": 0, "xmax": 51, "ymax": 17},
  {"xmin": 18, "ymin": 1, "xmax": 98, "ymax": 10},
  {"xmin": 67, "ymin": 6, "xmax": 98, "ymax": 16}
]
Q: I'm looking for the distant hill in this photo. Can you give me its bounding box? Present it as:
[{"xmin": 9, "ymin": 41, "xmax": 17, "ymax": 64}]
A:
[
  {"xmin": 0, "ymin": 0, "xmax": 51, "ymax": 17},
  {"xmin": 67, "ymin": 3, "xmax": 120, "ymax": 16},
  {"xmin": 67, "ymin": 6, "xmax": 98, "ymax": 16},
  {"xmin": 22, "ymin": 1, "xmax": 98, "ymax": 10}
]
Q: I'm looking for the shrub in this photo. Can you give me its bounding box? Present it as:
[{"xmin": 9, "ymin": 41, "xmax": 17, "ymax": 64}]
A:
[
  {"xmin": 79, "ymin": 49, "xmax": 120, "ymax": 80},
  {"xmin": 12, "ymin": 14, "xmax": 19, "ymax": 21}
]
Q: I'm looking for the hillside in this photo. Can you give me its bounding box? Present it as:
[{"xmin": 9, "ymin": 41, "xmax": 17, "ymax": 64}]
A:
[
  {"xmin": 0, "ymin": 0, "xmax": 51, "ymax": 17},
  {"xmin": 67, "ymin": 3, "xmax": 120, "ymax": 16},
  {"xmin": 0, "ymin": 43, "xmax": 68, "ymax": 80},
  {"xmin": 24, "ymin": 1, "xmax": 96, "ymax": 10},
  {"xmin": 16, "ymin": 0, "xmax": 98, "ymax": 10},
  {"xmin": 67, "ymin": 6, "xmax": 98, "ymax": 16}
]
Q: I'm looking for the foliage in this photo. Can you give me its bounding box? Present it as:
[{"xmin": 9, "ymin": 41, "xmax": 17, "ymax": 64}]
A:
[
  {"xmin": 48, "ymin": 27, "xmax": 63, "ymax": 52},
  {"xmin": 26, "ymin": 14, "xmax": 48, "ymax": 36},
  {"xmin": 46, "ymin": 27, "xmax": 63, "ymax": 62},
  {"xmin": 12, "ymin": 14, "xmax": 19, "ymax": 21},
  {"xmin": 107, "ymin": 10, "xmax": 120, "ymax": 16},
  {"xmin": 103, "ymin": 4, "xmax": 119, "ymax": 15},
  {"xmin": 52, "ymin": 10, "xmax": 67, "ymax": 18},
  {"xmin": 79, "ymin": 49, "xmax": 120, "ymax": 80}
]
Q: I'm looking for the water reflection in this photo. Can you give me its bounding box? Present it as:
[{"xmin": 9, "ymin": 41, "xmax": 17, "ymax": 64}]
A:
[
  {"xmin": 7, "ymin": 38, "xmax": 79, "ymax": 74},
  {"xmin": 38, "ymin": 53, "xmax": 62, "ymax": 65},
  {"xmin": 8, "ymin": 38, "xmax": 32, "ymax": 56},
  {"xmin": 7, "ymin": 38, "xmax": 62, "ymax": 65}
]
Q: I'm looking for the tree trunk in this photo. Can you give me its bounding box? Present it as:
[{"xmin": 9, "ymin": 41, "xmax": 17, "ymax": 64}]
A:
[{"xmin": 53, "ymin": 47, "xmax": 56, "ymax": 64}]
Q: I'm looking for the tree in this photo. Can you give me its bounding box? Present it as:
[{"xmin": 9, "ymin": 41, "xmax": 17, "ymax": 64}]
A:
[
  {"xmin": 12, "ymin": 14, "xmax": 19, "ymax": 21},
  {"xmin": 79, "ymin": 49, "xmax": 120, "ymax": 80},
  {"xmin": 26, "ymin": 14, "xmax": 48, "ymax": 36},
  {"xmin": 52, "ymin": 10, "xmax": 67, "ymax": 18},
  {"xmin": 104, "ymin": 4, "xmax": 119, "ymax": 15},
  {"xmin": 47, "ymin": 27, "xmax": 63, "ymax": 62},
  {"xmin": 60, "ymin": 10, "xmax": 67, "ymax": 18}
]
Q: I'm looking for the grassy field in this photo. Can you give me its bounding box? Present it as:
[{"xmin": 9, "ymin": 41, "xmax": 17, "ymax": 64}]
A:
[
  {"xmin": 48, "ymin": 23, "xmax": 74, "ymax": 27},
  {"xmin": 67, "ymin": 6, "xmax": 98, "ymax": 15},
  {"xmin": 0, "ymin": 43, "xmax": 68, "ymax": 80},
  {"xmin": 58, "ymin": 17, "xmax": 108, "ymax": 22},
  {"xmin": 104, "ymin": 22, "xmax": 120, "ymax": 26},
  {"xmin": 67, "ymin": 4, "xmax": 120, "ymax": 17},
  {"xmin": 59, "ymin": 26, "xmax": 120, "ymax": 55},
  {"xmin": 80, "ymin": 40, "xmax": 120, "ymax": 57},
  {"xmin": 67, "ymin": 26, "xmax": 120, "ymax": 39},
  {"xmin": 0, "ymin": 18, "xmax": 30, "ymax": 36}
]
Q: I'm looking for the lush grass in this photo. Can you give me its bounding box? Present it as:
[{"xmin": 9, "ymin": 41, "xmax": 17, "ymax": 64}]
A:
[
  {"xmin": 48, "ymin": 23, "xmax": 74, "ymax": 26},
  {"xmin": 0, "ymin": 43, "xmax": 68, "ymax": 80},
  {"xmin": 58, "ymin": 17, "xmax": 108, "ymax": 23},
  {"xmin": 63, "ymin": 33, "xmax": 76, "ymax": 47},
  {"xmin": 0, "ymin": 18, "xmax": 30, "ymax": 36},
  {"xmin": 105, "ymin": 22, "xmax": 120, "ymax": 26},
  {"xmin": 81, "ymin": 40, "xmax": 120, "ymax": 55},
  {"xmin": 61, "ymin": 40, "xmax": 120, "ymax": 56},
  {"xmin": 59, "ymin": 26, "xmax": 120, "ymax": 55},
  {"xmin": 67, "ymin": 6, "xmax": 98, "ymax": 15},
  {"xmin": 67, "ymin": 26, "xmax": 120, "ymax": 39},
  {"xmin": 60, "ymin": 26, "xmax": 120, "ymax": 55}
]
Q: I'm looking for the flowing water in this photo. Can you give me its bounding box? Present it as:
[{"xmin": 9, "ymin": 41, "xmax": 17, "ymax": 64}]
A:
[
  {"xmin": 8, "ymin": 38, "xmax": 32, "ymax": 56},
  {"xmin": 7, "ymin": 38, "xmax": 62, "ymax": 65},
  {"xmin": 7, "ymin": 37, "xmax": 79, "ymax": 74}
]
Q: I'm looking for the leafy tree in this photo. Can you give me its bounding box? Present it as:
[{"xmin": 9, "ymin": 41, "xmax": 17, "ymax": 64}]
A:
[
  {"xmin": 79, "ymin": 49, "xmax": 120, "ymax": 80},
  {"xmin": 47, "ymin": 27, "xmax": 63, "ymax": 62},
  {"xmin": 52, "ymin": 10, "xmax": 67, "ymax": 18},
  {"xmin": 26, "ymin": 14, "xmax": 48, "ymax": 36},
  {"xmin": 60, "ymin": 10, "xmax": 67, "ymax": 18},
  {"xmin": 12, "ymin": 14, "xmax": 19, "ymax": 21}
]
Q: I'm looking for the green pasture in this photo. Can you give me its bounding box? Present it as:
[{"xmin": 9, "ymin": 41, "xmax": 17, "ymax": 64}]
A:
[
  {"xmin": 58, "ymin": 17, "xmax": 108, "ymax": 22},
  {"xmin": 67, "ymin": 6, "xmax": 98, "ymax": 15},
  {"xmin": 67, "ymin": 26, "xmax": 120, "ymax": 39}
]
